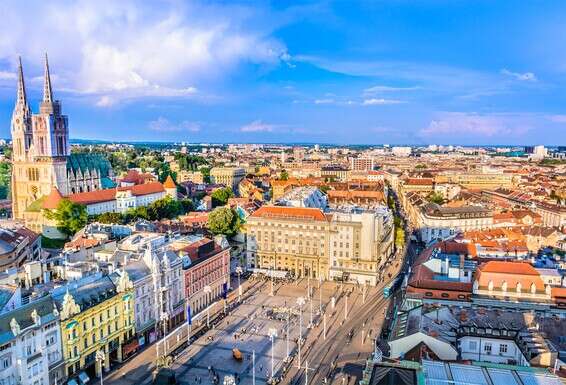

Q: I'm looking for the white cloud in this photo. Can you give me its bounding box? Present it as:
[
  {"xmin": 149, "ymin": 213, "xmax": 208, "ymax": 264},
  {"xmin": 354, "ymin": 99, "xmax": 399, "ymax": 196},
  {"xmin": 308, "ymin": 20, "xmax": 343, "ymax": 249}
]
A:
[
  {"xmin": 362, "ymin": 98, "xmax": 404, "ymax": 105},
  {"xmin": 363, "ymin": 85, "xmax": 419, "ymax": 94},
  {"xmin": 420, "ymin": 112, "xmax": 531, "ymax": 138},
  {"xmin": 314, "ymin": 98, "xmax": 334, "ymax": 104},
  {"xmin": 95, "ymin": 96, "xmax": 114, "ymax": 107},
  {"xmin": 546, "ymin": 114, "xmax": 566, "ymax": 123},
  {"xmin": 0, "ymin": 71, "xmax": 15, "ymax": 80},
  {"xmin": 501, "ymin": 68, "xmax": 537, "ymax": 82},
  {"xmin": 240, "ymin": 120, "xmax": 274, "ymax": 132},
  {"xmin": 0, "ymin": 0, "xmax": 287, "ymax": 105},
  {"xmin": 149, "ymin": 117, "xmax": 201, "ymax": 132}
]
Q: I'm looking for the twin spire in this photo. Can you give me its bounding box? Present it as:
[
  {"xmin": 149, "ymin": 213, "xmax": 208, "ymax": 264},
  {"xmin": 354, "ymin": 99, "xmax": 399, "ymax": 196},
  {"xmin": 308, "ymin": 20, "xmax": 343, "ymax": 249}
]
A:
[{"xmin": 15, "ymin": 53, "xmax": 54, "ymax": 111}]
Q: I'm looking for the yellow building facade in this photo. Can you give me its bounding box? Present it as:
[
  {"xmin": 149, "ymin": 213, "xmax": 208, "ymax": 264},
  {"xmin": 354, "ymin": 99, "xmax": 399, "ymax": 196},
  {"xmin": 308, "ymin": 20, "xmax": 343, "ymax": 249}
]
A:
[{"xmin": 55, "ymin": 272, "xmax": 134, "ymax": 381}]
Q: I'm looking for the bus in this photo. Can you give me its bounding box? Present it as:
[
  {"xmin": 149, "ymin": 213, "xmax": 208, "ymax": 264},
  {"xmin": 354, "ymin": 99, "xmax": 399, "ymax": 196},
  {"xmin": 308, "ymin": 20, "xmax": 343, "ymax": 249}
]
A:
[{"xmin": 383, "ymin": 274, "xmax": 403, "ymax": 299}]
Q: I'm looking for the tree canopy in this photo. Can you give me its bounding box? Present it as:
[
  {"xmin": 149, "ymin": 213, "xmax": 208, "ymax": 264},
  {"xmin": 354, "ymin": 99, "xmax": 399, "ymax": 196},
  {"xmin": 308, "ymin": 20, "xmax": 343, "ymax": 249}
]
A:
[
  {"xmin": 44, "ymin": 199, "xmax": 88, "ymax": 238},
  {"xmin": 207, "ymin": 207, "xmax": 241, "ymax": 237},
  {"xmin": 427, "ymin": 191, "xmax": 445, "ymax": 205},
  {"xmin": 211, "ymin": 187, "xmax": 234, "ymax": 207}
]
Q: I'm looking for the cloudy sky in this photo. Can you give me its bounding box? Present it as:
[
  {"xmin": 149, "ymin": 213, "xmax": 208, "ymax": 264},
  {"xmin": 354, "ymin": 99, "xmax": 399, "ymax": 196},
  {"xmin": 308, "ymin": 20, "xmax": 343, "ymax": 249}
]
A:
[{"xmin": 0, "ymin": 0, "xmax": 565, "ymax": 145}]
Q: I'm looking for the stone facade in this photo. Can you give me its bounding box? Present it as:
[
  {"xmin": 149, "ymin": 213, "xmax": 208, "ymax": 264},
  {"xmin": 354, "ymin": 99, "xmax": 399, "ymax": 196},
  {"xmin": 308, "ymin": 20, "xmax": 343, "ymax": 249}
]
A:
[{"xmin": 10, "ymin": 56, "xmax": 114, "ymax": 224}]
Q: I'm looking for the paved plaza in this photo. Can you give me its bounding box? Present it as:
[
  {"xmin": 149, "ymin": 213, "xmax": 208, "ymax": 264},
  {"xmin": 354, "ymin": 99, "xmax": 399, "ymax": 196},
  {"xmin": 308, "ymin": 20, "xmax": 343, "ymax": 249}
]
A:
[
  {"xmin": 103, "ymin": 274, "xmax": 396, "ymax": 385},
  {"xmin": 170, "ymin": 279, "xmax": 323, "ymax": 384}
]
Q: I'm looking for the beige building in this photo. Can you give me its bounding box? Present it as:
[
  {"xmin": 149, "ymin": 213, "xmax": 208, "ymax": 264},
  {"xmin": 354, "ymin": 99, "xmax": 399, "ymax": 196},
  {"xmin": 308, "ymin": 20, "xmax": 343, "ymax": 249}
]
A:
[
  {"xmin": 328, "ymin": 207, "xmax": 394, "ymax": 285},
  {"xmin": 210, "ymin": 167, "xmax": 246, "ymax": 192},
  {"xmin": 246, "ymin": 205, "xmax": 394, "ymax": 284},
  {"xmin": 177, "ymin": 170, "xmax": 204, "ymax": 184}
]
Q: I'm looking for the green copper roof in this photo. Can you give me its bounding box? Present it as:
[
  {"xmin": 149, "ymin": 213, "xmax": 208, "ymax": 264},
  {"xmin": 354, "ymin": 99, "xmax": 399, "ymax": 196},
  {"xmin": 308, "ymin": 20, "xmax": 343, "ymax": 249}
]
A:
[
  {"xmin": 67, "ymin": 153, "xmax": 113, "ymax": 178},
  {"xmin": 101, "ymin": 176, "xmax": 116, "ymax": 189}
]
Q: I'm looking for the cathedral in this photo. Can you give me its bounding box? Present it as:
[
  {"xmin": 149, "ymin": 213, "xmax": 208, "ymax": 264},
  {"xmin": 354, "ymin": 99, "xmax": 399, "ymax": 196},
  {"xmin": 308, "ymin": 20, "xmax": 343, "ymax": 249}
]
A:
[{"xmin": 11, "ymin": 55, "xmax": 115, "ymax": 225}]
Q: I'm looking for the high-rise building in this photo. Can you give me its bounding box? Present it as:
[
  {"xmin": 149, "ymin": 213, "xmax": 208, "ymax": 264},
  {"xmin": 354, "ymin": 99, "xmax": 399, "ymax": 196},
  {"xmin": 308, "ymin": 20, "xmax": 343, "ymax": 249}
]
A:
[{"xmin": 11, "ymin": 55, "xmax": 115, "ymax": 221}]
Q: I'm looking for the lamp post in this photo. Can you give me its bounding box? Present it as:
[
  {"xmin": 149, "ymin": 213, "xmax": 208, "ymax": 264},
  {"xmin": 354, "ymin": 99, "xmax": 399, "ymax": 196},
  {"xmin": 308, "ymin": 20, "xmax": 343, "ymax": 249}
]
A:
[
  {"xmin": 319, "ymin": 276, "xmax": 322, "ymax": 314},
  {"xmin": 344, "ymin": 295, "xmax": 348, "ymax": 321},
  {"xmin": 309, "ymin": 296, "xmax": 313, "ymax": 328},
  {"xmin": 236, "ymin": 266, "xmax": 243, "ymax": 301},
  {"xmin": 296, "ymin": 296, "xmax": 305, "ymax": 367},
  {"xmin": 252, "ymin": 350, "xmax": 256, "ymax": 385},
  {"xmin": 270, "ymin": 260, "xmax": 274, "ymax": 296},
  {"xmin": 96, "ymin": 349, "xmax": 105, "ymax": 385},
  {"xmin": 269, "ymin": 328, "xmax": 278, "ymax": 381},
  {"xmin": 203, "ymin": 285, "xmax": 212, "ymax": 328},
  {"xmin": 286, "ymin": 310, "xmax": 290, "ymax": 360}
]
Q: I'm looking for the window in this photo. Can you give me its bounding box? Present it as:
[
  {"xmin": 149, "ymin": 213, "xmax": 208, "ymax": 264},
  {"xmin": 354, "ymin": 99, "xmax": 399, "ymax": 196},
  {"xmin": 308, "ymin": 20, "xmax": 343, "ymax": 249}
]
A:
[
  {"xmin": 468, "ymin": 341, "xmax": 478, "ymax": 351},
  {"xmin": 484, "ymin": 343, "xmax": 492, "ymax": 354},
  {"xmin": 425, "ymin": 292, "xmax": 433, "ymax": 297},
  {"xmin": 499, "ymin": 344, "xmax": 508, "ymax": 353}
]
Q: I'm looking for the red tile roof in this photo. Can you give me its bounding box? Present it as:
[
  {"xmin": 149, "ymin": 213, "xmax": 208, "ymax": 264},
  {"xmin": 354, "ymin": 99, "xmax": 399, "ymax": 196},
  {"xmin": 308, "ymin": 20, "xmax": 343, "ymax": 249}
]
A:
[
  {"xmin": 163, "ymin": 175, "xmax": 176, "ymax": 189},
  {"xmin": 69, "ymin": 182, "xmax": 165, "ymax": 205},
  {"xmin": 479, "ymin": 260, "xmax": 539, "ymax": 275},
  {"xmin": 251, "ymin": 206, "xmax": 329, "ymax": 221},
  {"xmin": 42, "ymin": 187, "xmax": 63, "ymax": 210}
]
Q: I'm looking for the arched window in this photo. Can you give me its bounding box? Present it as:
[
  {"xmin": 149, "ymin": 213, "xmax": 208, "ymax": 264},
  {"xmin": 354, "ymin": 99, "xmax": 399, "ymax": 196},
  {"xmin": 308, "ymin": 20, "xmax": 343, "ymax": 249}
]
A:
[
  {"xmin": 530, "ymin": 283, "xmax": 536, "ymax": 294},
  {"xmin": 516, "ymin": 282, "xmax": 522, "ymax": 294}
]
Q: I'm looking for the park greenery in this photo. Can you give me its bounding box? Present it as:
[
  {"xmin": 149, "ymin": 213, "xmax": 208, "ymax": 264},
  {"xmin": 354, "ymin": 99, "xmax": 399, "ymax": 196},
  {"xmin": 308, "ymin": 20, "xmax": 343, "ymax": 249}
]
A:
[
  {"xmin": 44, "ymin": 199, "xmax": 88, "ymax": 238},
  {"xmin": 207, "ymin": 206, "xmax": 241, "ymax": 237},
  {"xmin": 93, "ymin": 196, "xmax": 194, "ymax": 224},
  {"xmin": 211, "ymin": 187, "xmax": 234, "ymax": 207},
  {"xmin": 0, "ymin": 161, "xmax": 11, "ymax": 200},
  {"xmin": 174, "ymin": 153, "xmax": 208, "ymax": 171},
  {"xmin": 427, "ymin": 191, "xmax": 445, "ymax": 205}
]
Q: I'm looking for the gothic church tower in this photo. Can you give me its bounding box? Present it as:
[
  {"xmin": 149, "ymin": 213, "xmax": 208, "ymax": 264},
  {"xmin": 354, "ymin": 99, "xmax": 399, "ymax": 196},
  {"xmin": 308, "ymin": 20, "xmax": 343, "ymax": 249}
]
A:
[{"xmin": 11, "ymin": 55, "xmax": 70, "ymax": 220}]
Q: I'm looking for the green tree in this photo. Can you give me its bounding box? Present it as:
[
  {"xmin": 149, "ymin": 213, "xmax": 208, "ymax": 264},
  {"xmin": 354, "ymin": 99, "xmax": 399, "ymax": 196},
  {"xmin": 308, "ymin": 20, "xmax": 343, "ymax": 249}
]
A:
[
  {"xmin": 395, "ymin": 227, "xmax": 405, "ymax": 249},
  {"xmin": 0, "ymin": 162, "xmax": 11, "ymax": 200},
  {"xmin": 280, "ymin": 170, "xmax": 289, "ymax": 181},
  {"xmin": 427, "ymin": 192, "xmax": 444, "ymax": 205},
  {"xmin": 207, "ymin": 207, "xmax": 241, "ymax": 237},
  {"xmin": 44, "ymin": 199, "xmax": 88, "ymax": 238},
  {"xmin": 179, "ymin": 199, "xmax": 194, "ymax": 214},
  {"xmin": 147, "ymin": 196, "xmax": 183, "ymax": 220},
  {"xmin": 211, "ymin": 187, "xmax": 234, "ymax": 207},
  {"xmin": 95, "ymin": 212, "xmax": 124, "ymax": 224}
]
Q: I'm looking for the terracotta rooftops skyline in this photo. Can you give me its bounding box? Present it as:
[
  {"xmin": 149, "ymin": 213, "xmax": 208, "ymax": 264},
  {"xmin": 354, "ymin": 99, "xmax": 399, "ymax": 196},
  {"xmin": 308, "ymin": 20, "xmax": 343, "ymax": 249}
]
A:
[
  {"xmin": 42, "ymin": 182, "xmax": 166, "ymax": 207},
  {"xmin": 250, "ymin": 205, "xmax": 329, "ymax": 222}
]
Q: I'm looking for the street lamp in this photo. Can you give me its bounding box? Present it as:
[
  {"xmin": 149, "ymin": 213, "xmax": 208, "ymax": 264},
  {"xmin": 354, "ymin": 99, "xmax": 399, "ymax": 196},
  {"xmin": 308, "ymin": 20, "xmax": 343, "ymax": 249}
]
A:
[
  {"xmin": 203, "ymin": 285, "xmax": 212, "ymax": 328},
  {"xmin": 95, "ymin": 349, "xmax": 105, "ymax": 385},
  {"xmin": 235, "ymin": 266, "xmax": 243, "ymax": 301},
  {"xmin": 296, "ymin": 296, "xmax": 306, "ymax": 367},
  {"xmin": 286, "ymin": 311, "xmax": 290, "ymax": 360},
  {"xmin": 269, "ymin": 328, "xmax": 278, "ymax": 381},
  {"xmin": 159, "ymin": 312, "xmax": 169, "ymax": 358}
]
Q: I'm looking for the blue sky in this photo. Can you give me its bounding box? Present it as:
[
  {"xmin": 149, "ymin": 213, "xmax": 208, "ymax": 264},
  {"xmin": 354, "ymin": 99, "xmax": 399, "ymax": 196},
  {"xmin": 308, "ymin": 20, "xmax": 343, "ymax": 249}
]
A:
[{"xmin": 0, "ymin": 0, "xmax": 565, "ymax": 145}]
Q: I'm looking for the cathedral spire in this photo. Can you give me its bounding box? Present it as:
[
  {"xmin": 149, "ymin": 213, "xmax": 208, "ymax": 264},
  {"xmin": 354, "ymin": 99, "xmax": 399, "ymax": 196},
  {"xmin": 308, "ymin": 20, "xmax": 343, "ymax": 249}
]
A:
[
  {"xmin": 15, "ymin": 56, "xmax": 28, "ymax": 110},
  {"xmin": 43, "ymin": 53, "xmax": 53, "ymax": 104}
]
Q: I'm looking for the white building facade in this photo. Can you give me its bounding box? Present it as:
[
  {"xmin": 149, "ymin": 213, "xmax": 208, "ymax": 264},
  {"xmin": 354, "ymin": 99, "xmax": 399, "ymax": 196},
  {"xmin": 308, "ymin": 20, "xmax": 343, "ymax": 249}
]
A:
[{"xmin": 0, "ymin": 296, "xmax": 64, "ymax": 385}]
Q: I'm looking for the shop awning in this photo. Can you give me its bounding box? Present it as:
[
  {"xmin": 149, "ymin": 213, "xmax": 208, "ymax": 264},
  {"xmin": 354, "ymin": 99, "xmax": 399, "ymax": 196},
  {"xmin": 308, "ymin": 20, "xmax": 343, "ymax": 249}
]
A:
[{"xmin": 123, "ymin": 340, "xmax": 139, "ymax": 356}]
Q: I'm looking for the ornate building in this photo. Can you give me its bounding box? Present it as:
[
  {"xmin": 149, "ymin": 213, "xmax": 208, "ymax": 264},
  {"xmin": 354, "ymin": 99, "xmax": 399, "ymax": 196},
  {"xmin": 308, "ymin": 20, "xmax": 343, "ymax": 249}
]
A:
[{"xmin": 11, "ymin": 55, "xmax": 115, "ymax": 222}]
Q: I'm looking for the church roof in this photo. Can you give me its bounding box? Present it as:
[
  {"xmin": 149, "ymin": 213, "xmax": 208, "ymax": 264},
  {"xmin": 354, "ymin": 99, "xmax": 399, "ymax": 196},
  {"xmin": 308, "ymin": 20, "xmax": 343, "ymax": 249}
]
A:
[
  {"xmin": 42, "ymin": 187, "xmax": 63, "ymax": 210},
  {"xmin": 67, "ymin": 153, "xmax": 114, "ymax": 182},
  {"xmin": 68, "ymin": 182, "xmax": 166, "ymax": 205},
  {"xmin": 163, "ymin": 175, "xmax": 176, "ymax": 188}
]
